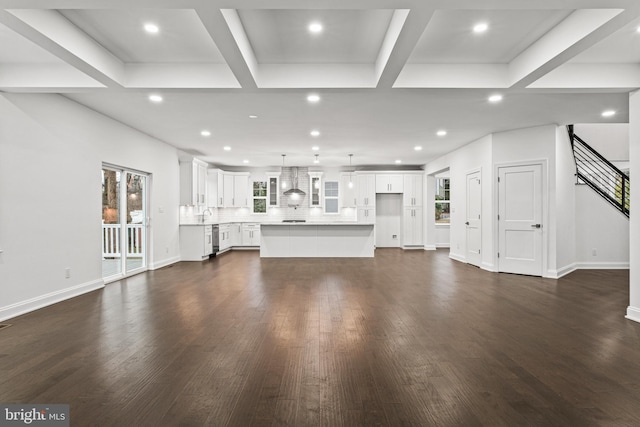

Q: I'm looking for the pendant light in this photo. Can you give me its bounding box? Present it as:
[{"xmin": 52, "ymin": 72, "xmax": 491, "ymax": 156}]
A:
[{"xmin": 281, "ymin": 154, "xmax": 287, "ymax": 189}]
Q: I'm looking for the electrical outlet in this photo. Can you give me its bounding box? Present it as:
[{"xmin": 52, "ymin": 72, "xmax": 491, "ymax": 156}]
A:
[
  {"xmin": 392, "ymin": 235, "xmax": 397, "ymax": 239},
  {"xmin": 65, "ymin": 267, "xmax": 71, "ymax": 278},
  {"xmin": 592, "ymin": 248, "xmax": 597, "ymax": 256}
]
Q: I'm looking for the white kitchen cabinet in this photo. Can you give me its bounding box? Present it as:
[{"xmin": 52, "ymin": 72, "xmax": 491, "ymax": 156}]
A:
[
  {"xmin": 179, "ymin": 225, "xmax": 213, "ymax": 261},
  {"xmin": 206, "ymin": 168, "xmax": 224, "ymax": 208},
  {"xmin": 242, "ymin": 223, "xmax": 261, "ymax": 247},
  {"xmin": 403, "ymin": 207, "xmax": 423, "ymax": 247},
  {"xmin": 358, "ymin": 207, "xmax": 375, "ymax": 224},
  {"xmin": 403, "ymin": 174, "xmax": 424, "ymax": 207},
  {"xmin": 266, "ymin": 173, "xmax": 281, "ymax": 207},
  {"xmin": 220, "ymin": 172, "xmax": 250, "ymax": 208},
  {"xmin": 340, "ymin": 173, "xmax": 357, "ymax": 208},
  {"xmin": 234, "ymin": 175, "xmax": 249, "ymax": 208},
  {"xmin": 356, "ymin": 174, "xmax": 376, "ymax": 207},
  {"xmin": 376, "ymin": 174, "xmax": 404, "ymax": 193},
  {"xmin": 230, "ymin": 222, "xmax": 242, "ymax": 247},
  {"xmin": 309, "ymin": 172, "xmax": 323, "ymax": 207},
  {"xmin": 179, "ymin": 159, "xmax": 208, "ymax": 208},
  {"xmin": 219, "ymin": 224, "xmax": 231, "ymax": 252}
]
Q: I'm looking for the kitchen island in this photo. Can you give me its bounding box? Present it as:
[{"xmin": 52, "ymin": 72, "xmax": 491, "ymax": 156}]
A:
[{"xmin": 260, "ymin": 223, "xmax": 374, "ymax": 258}]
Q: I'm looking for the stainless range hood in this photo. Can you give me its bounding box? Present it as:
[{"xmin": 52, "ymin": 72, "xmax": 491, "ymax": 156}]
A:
[{"xmin": 283, "ymin": 167, "xmax": 306, "ymax": 196}]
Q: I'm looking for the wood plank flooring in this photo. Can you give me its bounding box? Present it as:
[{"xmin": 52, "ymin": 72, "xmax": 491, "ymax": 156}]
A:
[{"xmin": 1, "ymin": 249, "xmax": 639, "ymax": 426}]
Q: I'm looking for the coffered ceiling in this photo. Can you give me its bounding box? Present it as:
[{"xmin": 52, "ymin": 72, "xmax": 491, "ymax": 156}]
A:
[{"xmin": 1, "ymin": 0, "xmax": 639, "ymax": 168}]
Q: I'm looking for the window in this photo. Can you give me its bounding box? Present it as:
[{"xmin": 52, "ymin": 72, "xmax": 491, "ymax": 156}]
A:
[
  {"xmin": 253, "ymin": 181, "xmax": 267, "ymax": 213},
  {"xmin": 435, "ymin": 178, "xmax": 450, "ymax": 224},
  {"xmin": 324, "ymin": 181, "xmax": 339, "ymax": 213}
]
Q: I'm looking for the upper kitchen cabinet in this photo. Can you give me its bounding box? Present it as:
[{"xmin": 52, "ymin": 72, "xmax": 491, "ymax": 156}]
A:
[
  {"xmin": 266, "ymin": 173, "xmax": 281, "ymax": 208},
  {"xmin": 217, "ymin": 171, "xmax": 250, "ymax": 208},
  {"xmin": 180, "ymin": 158, "xmax": 208, "ymax": 209},
  {"xmin": 340, "ymin": 173, "xmax": 357, "ymax": 209},
  {"xmin": 356, "ymin": 174, "xmax": 376, "ymax": 207},
  {"xmin": 376, "ymin": 174, "xmax": 404, "ymax": 193},
  {"xmin": 403, "ymin": 174, "xmax": 424, "ymax": 207},
  {"xmin": 309, "ymin": 172, "xmax": 323, "ymax": 207}
]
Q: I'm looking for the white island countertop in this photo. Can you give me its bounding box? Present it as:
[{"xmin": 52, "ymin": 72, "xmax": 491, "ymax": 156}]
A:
[{"xmin": 260, "ymin": 223, "xmax": 374, "ymax": 258}]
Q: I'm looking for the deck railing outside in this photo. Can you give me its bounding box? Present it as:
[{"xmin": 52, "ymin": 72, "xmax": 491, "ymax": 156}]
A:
[{"xmin": 102, "ymin": 224, "xmax": 144, "ymax": 258}]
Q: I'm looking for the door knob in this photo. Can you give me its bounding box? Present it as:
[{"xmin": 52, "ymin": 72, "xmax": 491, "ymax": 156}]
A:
[
  {"xmin": 465, "ymin": 221, "xmax": 469, "ymax": 225},
  {"xmin": 531, "ymin": 224, "xmax": 542, "ymax": 228}
]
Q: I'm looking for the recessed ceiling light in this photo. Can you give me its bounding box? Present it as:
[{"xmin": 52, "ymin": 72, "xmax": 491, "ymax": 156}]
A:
[
  {"xmin": 243, "ymin": 160, "xmax": 249, "ymax": 164},
  {"xmin": 308, "ymin": 22, "xmax": 323, "ymax": 34},
  {"xmin": 395, "ymin": 160, "xmax": 402, "ymax": 164},
  {"xmin": 602, "ymin": 110, "xmax": 616, "ymax": 117},
  {"xmin": 144, "ymin": 23, "xmax": 159, "ymax": 34},
  {"xmin": 414, "ymin": 146, "xmax": 422, "ymax": 151},
  {"xmin": 223, "ymin": 146, "xmax": 231, "ymax": 151},
  {"xmin": 312, "ymin": 146, "xmax": 319, "ymax": 151},
  {"xmin": 148, "ymin": 94, "xmax": 163, "ymax": 103},
  {"xmin": 488, "ymin": 94, "xmax": 503, "ymax": 103},
  {"xmin": 307, "ymin": 94, "xmax": 320, "ymax": 103},
  {"xmin": 473, "ymin": 23, "xmax": 488, "ymax": 33},
  {"xmin": 201, "ymin": 130, "xmax": 211, "ymax": 137},
  {"xmin": 437, "ymin": 130, "xmax": 447, "ymax": 137},
  {"xmin": 310, "ymin": 130, "xmax": 320, "ymax": 137},
  {"xmin": 249, "ymin": 115, "xmax": 258, "ymax": 119}
]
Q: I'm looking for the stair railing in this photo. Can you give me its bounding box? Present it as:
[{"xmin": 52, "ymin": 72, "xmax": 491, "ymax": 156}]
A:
[{"xmin": 567, "ymin": 125, "xmax": 629, "ymax": 217}]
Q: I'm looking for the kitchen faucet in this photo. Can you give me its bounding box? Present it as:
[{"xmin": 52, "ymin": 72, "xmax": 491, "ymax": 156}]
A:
[{"xmin": 201, "ymin": 208, "xmax": 212, "ymax": 223}]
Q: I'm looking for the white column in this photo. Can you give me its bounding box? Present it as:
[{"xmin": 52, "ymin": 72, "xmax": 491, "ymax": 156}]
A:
[
  {"xmin": 424, "ymin": 175, "xmax": 436, "ymax": 250},
  {"xmin": 627, "ymin": 90, "xmax": 640, "ymax": 322}
]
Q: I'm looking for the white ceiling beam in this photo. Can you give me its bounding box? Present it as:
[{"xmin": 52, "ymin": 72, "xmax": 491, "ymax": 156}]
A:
[
  {"xmin": 258, "ymin": 65, "xmax": 375, "ymax": 89},
  {"xmin": 0, "ymin": 9, "xmax": 125, "ymax": 88},
  {"xmin": 125, "ymin": 64, "xmax": 241, "ymax": 89},
  {"xmin": 508, "ymin": 8, "xmax": 635, "ymax": 89},
  {"xmin": 195, "ymin": 6, "xmax": 257, "ymax": 89},
  {"xmin": 395, "ymin": 64, "xmax": 508, "ymax": 88},
  {"xmin": 528, "ymin": 64, "xmax": 640, "ymax": 90},
  {"xmin": 0, "ymin": 63, "xmax": 104, "ymax": 92},
  {"xmin": 375, "ymin": 7, "xmax": 435, "ymax": 89}
]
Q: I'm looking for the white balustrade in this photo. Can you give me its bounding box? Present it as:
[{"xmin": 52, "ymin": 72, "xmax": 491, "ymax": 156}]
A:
[{"xmin": 102, "ymin": 224, "xmax": 144, "ymax": 258}]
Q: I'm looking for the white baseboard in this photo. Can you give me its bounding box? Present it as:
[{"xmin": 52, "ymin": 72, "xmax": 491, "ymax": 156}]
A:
[
  {"xmin": 0, "ymin": 279, "xmax": 104, "ymax": 322},
  {"xmin": 626, "ymin": 306, "xmax": 640, "ymax": 324},
  {"xmin": 449, "ymin": 252, "xmax": 465, "ymax": 263},
  {"xmin": 574, "ymin": 261, "xmax": 629, "ymax": 270},
  {"xmin": 546, "ymin": 263, "xmax": 577, "ymax": 279},
  {"xmin": 481, "ymin": 262, "xmax": 496, "ymax": 272},
  {"xmin": 149, "ymin": 256, "xmax": 181, "ymax": 270},
  {"xmin": 424, "ymin": 245, "xmax": 436, "ymax": 251},
  {"xmin": 435, "ymin": 243, "xmax": 450, "ymax": 248}
]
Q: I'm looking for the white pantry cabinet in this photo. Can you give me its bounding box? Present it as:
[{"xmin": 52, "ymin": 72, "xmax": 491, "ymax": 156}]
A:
[
  {"xmin": 356, "ymin": 174, "xmax": 376, "ymax": 207},
  {"xmin": 403, "ymin": 207, "xmax": 423, "ymax": 247},
  {"xmin": 358, "ymin": 207, "xmax": 375, "ymax": 224},
  {"xmin": 403, "ymin": 174, "xmax": 424, "ymax": 207},
  {"xmin": 376, "ymin": 174, "xmax": 404, "ymax": 193}
]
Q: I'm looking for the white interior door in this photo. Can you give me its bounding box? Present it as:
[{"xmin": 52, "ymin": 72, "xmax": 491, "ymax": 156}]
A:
[
  {"xmin": 466, "ymin": 171, "xmax": 482, "ymax": 267},
  {"xmin": 498, "ymin": 164, "xmax": 543, "ymax": 276}
]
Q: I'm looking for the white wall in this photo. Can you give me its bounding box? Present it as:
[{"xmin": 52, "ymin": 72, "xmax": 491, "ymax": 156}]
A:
[
  {"xmin": 425, "ymin": 134, "xmax": 493, "ymax": 269},
  {"xmin": 555, "ymin": 126, "xmax": 577, "ymax": 276},
  {"xmin": 574, "ymin": 123, "xmax": 629, "ymax": 161},
  {"xmin": 627, "ymin": 91, "xmax": 640, "ymax": 323},
  {"xmin": 0, "ymin": 94, "xmax": 181, "ymax": 321},
  {"xmin": 575, "ymin": 186, "xmax": 629, "ymax": 268}
]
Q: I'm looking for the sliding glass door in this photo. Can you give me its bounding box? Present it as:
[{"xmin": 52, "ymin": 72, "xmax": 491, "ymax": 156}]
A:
[{"xmin": 102, "ymin": 165, "xmax": 148, "ymax": 280}]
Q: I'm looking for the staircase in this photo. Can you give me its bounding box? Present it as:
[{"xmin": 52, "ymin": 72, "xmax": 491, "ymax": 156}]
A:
[{"xmin": 567, "ymin": 125, "xmax": 630, "ymax": 218}]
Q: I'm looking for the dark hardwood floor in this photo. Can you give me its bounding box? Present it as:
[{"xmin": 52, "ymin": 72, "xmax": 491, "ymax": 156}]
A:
[{"xmin": 1, "ymin": 249, "xmax": 639, "ymax": 426}]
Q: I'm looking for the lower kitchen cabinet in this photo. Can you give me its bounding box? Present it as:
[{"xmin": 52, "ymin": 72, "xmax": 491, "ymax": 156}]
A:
[
  {"xmin": 179, "ymin": 225, "xmax": 213, "ymax": 261},
  {"xmin": 219, "ymin": 224, "xmax": 231, "ymax": 252},
  {"xmin": 230, "ymin": 223, "xmax": 242, "ymax": 247},
  {"xmin": 242, "ymin": 223, "xmax": 261, "ymax": 247},
  {"xmin": 403, "ymin": 207, "xmax": 423, "ymax": 247},
  {"xmin": 358, "ymin": 207, "xmax": 375, "ymax": 224}
]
